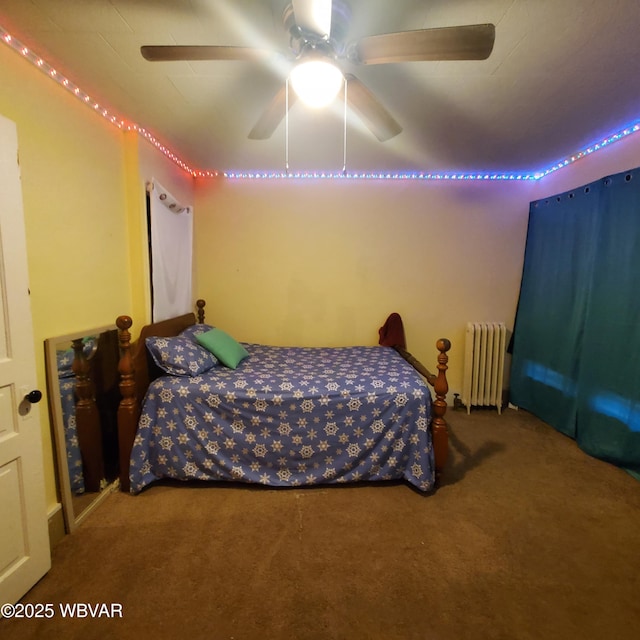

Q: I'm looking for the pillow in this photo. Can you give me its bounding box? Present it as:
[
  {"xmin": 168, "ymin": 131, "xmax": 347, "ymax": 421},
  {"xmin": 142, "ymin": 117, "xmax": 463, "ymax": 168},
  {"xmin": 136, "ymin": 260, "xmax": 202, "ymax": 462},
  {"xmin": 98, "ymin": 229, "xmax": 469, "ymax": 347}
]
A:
[
  {"xmin": 146, "ymin": 335, "xmax": 218, "ymax": 377},
  {"xmin": 179, "ymin": 323, "xmax": 215, "ymax": 344},
  {"xmin": 196, "ymin": 328, "xmax": 249, "ymax": 369}
]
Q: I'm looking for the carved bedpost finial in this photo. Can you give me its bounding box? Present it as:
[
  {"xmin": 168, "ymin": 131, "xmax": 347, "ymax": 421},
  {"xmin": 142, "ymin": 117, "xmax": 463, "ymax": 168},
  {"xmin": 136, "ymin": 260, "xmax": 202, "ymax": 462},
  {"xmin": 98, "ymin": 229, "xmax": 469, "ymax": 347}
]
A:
[
  {"xmin": 436, "ymin": 338, "xmax": 452, "ymax": 355},
  {"xmin": 116, "ymin": 315, "xmax": 133, "ymax": 334},
  {"xmin": 116, "ymin": 316, "xmax": 135, "ymax": 407},
  {"xmin": 196, "ymin": 299, "xmax": 206, "ymax": 324},
  {"xmin": 116, "ymin": 316, "xmax": 133, "ymax": 390},
  {"xmin": 432, "ymin": 338, "xmax": 451, "ymax": 483}
]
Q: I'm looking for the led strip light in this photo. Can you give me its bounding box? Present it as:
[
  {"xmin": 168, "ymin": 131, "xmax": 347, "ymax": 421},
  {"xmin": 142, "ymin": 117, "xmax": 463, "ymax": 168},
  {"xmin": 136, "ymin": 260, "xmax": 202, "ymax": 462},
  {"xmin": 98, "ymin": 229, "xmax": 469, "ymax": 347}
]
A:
[
  {"xmin": 221, "ymin": 171, "xmax": 537, "ymax": 180},
  {"xmin": 2, "ymin": 25, "xmax": 639, "ymax": 182},
  {"xmin": 0, "ymin": 26, "xmax": 205, "ymax": 177}
]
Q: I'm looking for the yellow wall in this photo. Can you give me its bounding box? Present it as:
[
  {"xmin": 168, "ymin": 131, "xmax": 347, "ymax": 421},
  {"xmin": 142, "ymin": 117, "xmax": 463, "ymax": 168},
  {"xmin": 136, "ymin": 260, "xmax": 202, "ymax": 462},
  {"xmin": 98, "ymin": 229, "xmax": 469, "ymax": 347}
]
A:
[
  {"xmin": 192, "ymin": 133, "xmax": 640, "ymax": 397},
  {"xmin": 0, "ymin": 43, "xmax": 193, "ymax": 512},
  {"xmin": 194, "ymin": 178, "xmax": 536, "ymax": 394},
  {"xmin": 0, "ymin": 44, "xmax": 130, "ymax": 511}
]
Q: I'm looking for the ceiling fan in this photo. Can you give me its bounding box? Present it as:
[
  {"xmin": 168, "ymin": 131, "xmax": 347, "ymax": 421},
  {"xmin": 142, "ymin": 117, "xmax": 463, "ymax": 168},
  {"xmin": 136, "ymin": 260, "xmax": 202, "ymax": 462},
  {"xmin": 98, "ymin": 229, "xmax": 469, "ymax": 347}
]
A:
[{"xmin": 140, "ymin": 0, "xmax": 495, "ymax": 142}]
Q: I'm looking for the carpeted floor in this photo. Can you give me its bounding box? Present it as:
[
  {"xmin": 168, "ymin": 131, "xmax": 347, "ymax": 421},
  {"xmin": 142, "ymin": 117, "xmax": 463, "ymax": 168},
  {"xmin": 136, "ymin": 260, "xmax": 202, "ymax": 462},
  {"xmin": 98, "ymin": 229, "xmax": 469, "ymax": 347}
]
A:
[{"xmin": 2, "ymin": 408, "xmax": 639, "ymax": 640}]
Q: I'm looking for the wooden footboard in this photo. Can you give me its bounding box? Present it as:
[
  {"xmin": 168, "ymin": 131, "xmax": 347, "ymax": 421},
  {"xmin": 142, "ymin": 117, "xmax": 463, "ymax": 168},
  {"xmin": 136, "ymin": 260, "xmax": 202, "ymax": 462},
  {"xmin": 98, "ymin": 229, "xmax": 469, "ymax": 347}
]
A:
[{"xmin": 395, "ymin": 340, "xmax": 451, "ymax": 484}]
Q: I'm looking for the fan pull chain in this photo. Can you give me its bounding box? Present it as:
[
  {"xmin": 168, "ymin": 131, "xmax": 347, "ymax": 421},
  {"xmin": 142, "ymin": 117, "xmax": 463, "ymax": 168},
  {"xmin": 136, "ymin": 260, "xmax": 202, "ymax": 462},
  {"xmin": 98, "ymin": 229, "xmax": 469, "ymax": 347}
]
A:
[
  {"xmin": 342, "ymin": 77, "xmax": 347, "ymax": 175},
  {"xmin": 285, "ymin": 77, "xmax": 290, "ymax": 173}
]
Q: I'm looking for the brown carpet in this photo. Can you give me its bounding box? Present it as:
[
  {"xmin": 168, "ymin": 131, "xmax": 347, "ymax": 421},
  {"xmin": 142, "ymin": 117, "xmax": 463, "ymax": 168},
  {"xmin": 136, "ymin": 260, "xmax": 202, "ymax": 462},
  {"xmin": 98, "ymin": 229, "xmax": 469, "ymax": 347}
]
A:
[{"xmin": 2, "ymin": 408, "xmax": 639, "ymax": 640}]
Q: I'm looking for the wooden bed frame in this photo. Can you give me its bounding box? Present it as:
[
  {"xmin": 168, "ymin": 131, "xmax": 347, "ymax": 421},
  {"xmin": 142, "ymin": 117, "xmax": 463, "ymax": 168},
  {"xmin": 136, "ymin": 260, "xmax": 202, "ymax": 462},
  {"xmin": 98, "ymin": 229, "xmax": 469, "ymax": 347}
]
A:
[
  {"xmin": 67, "ymin": 329, "xmax": 121, "ymax": 493},
  {"xmin": 115, "ymin": 300, "xmax": 450, "ymax": 493},
  {"xmin": 70, "ymin": 337, "xmax": 105, "ymax": 492}
]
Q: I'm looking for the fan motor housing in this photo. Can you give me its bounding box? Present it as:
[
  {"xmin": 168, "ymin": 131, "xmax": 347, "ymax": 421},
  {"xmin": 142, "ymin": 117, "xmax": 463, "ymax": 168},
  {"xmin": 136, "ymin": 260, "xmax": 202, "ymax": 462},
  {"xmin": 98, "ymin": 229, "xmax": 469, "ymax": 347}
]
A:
[{"xmin": 282, "ymin": 0, "xmax": 352, "ymax": 56}]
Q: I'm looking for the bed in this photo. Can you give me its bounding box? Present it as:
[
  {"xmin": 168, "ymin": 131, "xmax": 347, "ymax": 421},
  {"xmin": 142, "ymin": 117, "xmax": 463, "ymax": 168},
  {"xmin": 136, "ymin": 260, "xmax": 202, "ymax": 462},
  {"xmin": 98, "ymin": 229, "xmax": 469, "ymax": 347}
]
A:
[{"xmin": 115, "ymin": 300, "xmax": 450, "ymax": 494}]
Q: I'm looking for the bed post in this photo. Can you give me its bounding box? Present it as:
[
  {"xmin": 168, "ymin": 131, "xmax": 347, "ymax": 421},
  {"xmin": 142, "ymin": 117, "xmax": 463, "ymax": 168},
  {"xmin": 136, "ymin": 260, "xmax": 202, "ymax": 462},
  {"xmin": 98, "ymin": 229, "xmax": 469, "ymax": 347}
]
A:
[
  {"xmin": 72, "ymin": 338, "xmax": 105, "ymax": 492},
  {"xmin": 116, "ymin": 315, "xmax": 137, "ymax": 493},
  {"xmin": 432, "ymin": 339, "xmax": 451, "ymax": 483},
  {"xmin": 196, "ymin": 299, "xmax": 206, "ymax": 324}
]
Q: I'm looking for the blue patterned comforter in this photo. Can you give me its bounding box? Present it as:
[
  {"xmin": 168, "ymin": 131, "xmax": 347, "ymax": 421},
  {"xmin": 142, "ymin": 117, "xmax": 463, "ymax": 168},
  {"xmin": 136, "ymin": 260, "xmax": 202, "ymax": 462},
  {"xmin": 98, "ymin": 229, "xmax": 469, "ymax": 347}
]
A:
[
  {"xmin": 130, "ymin": 344, "xmax": 435, "ymax": 493},
  {"xmin": 57, "ymin": 346, "xmax": 86, "ymax": 495}
]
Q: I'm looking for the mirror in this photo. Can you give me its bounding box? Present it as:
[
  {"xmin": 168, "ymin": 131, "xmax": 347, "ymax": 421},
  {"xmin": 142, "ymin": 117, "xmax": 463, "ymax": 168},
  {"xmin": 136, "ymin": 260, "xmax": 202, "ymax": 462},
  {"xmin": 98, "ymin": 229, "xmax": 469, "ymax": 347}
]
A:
[{"xmin": 45, "ymin": 325, "xmax": 120, "ymax": 532}]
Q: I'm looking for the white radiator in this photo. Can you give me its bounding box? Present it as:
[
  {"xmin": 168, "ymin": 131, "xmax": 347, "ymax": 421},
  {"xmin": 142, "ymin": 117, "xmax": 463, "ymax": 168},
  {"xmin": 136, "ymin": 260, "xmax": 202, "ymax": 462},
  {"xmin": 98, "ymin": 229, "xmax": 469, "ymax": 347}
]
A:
[{"xmin": 462, "ymin": 322, "xmax": 507, "ymax": 414}]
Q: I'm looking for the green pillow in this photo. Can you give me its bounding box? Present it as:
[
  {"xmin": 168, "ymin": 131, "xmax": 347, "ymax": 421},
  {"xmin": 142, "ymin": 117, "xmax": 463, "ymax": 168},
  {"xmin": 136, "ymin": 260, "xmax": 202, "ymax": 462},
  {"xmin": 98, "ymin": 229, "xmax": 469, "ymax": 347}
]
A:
[{"xmin": 196, "ymin": 328, "xmax": 249, "ymax": 369}]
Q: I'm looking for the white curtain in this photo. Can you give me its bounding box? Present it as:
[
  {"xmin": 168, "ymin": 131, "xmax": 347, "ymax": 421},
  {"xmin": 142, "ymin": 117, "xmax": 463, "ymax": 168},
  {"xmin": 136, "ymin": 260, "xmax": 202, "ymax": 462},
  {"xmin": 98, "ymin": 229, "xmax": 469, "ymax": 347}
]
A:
[{"xmin": 148, "ymin": 180, "xmax": 193, "ymax": 322}]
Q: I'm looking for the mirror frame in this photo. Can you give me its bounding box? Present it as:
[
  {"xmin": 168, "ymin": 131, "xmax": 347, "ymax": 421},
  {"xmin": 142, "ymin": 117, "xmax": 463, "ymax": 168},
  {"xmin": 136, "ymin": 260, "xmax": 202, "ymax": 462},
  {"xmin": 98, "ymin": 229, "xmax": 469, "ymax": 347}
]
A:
[{"xmin": 45, "ymin": 324, "xmax": 119, "ymax": 533}]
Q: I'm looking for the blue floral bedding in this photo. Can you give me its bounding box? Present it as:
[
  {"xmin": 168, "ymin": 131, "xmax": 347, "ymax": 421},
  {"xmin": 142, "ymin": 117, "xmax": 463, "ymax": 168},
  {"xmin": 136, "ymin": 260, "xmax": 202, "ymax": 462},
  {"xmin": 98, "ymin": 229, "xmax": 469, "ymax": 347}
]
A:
[
  {"xmin": 129, "ymin": 344, "xmax": 435, "ymax": 493},
  {"xmin": 58, "ymin": 350, "xmax": 85, "ymax": 495}
]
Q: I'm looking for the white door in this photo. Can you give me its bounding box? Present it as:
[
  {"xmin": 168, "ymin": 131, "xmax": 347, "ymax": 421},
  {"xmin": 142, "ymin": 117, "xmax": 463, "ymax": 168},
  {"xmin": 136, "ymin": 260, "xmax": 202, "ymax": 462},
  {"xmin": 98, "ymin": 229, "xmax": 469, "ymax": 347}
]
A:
[{"xmin": 0, "ymin": 114, "xmax": 50, "ymax": 605}]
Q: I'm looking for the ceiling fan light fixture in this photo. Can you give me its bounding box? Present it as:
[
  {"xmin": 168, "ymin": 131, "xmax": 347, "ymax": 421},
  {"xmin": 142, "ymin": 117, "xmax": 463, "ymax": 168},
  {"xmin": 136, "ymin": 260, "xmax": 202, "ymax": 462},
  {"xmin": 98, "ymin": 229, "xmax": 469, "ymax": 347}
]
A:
[{"xmin": 289, "ymin": 59, "xmax": 343, "ymax": 108}]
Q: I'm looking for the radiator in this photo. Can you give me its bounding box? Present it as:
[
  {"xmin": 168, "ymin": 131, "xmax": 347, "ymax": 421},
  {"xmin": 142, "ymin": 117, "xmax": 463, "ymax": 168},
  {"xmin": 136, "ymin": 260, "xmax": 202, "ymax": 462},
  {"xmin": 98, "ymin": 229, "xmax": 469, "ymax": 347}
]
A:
[{"xmin": 462, "ymin": 322, "xmax": 507, "ymax": 414}]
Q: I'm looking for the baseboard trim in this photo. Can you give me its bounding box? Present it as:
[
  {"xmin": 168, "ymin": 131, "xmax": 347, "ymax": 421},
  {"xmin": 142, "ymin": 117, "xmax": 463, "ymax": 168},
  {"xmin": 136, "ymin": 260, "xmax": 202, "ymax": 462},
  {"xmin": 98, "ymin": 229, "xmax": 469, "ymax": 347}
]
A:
[{"xmin": 47, "ymin": 503, "xmax": 66, "ymax": 550}]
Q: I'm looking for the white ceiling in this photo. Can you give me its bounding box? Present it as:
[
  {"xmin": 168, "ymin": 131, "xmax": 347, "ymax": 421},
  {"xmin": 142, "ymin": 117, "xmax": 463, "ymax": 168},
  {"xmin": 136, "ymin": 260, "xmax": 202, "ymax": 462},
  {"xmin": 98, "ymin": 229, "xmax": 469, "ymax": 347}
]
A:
[{"xmin": 2, "ymin": 0, "xmax": 640, "ymax": 176}]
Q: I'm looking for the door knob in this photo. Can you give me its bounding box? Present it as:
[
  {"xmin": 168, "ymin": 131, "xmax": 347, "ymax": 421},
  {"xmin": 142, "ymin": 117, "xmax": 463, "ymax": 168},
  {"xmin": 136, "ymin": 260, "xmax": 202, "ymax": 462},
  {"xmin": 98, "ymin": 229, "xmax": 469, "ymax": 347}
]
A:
[
  {"xmin": 25, "ymin": 389, "xmax": 42, "ymax": 403},
  {"xmin": 19, "ymin": 389, "xmax": 43, "ymax": 416}
]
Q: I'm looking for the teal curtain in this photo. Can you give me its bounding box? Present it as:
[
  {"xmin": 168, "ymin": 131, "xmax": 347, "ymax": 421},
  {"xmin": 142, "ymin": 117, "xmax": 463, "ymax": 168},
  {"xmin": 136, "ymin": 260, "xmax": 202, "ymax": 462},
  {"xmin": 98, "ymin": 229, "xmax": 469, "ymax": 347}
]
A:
[{"xmin": 511, "ymin": 166, "xmax": 640, "ymax": 473}]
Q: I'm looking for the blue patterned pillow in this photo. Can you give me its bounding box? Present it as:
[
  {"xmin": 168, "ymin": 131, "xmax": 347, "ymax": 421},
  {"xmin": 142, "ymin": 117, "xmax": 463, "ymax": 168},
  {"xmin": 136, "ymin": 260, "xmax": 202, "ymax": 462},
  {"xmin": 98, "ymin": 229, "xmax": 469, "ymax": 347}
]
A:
[
  {"xmin": 179, "ymin": 324, "xmax": 215, "ymax": 344},
  {"xmin": 146, "ymin": 335, "xmax": 218, "ymax": 376}
]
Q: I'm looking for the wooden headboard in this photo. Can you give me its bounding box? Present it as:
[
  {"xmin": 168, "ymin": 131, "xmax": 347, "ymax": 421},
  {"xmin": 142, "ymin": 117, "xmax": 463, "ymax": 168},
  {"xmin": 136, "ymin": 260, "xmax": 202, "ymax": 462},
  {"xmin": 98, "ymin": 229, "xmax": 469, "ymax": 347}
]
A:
[{"xmin": 115, "ymin": 299, "xmax": 206, "ymax": 491}]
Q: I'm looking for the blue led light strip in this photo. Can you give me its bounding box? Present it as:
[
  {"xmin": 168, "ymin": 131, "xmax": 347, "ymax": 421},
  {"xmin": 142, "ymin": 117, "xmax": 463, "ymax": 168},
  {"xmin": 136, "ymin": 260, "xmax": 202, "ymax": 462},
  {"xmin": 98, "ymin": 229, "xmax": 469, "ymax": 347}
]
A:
[
  {"xmin": 220, "ymin": 171, "xmax": 536, "ymax": 180},
  {"xmin": 220, "ymin": 121, "xmax": 640, "ymax": 181},
  {"xmin": 2, "ymin": 24, "xmax": 640, "ymax": 183},
  {"xmin": 533, "ymin": 123, "xmax": 640, "ymax": 179}
]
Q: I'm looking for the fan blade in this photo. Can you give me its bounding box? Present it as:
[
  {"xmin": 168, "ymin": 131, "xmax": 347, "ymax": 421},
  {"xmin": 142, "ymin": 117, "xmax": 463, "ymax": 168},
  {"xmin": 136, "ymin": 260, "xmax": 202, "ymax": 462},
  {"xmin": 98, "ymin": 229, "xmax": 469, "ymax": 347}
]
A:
[
  {"xmin": 353, "ymin": 24, "xmax": 495, "ymax": 64},
  {"xmin": 291, "ymin": 0, "xmax": 332, "ymax": 38},
  {"xmin": 248, "ymin": 85, "xmax": 297, "ymax": 140},
  {"xmin": 345, "ymin": 74, "xmax": 402, "ymax": 142},
  {"xmin": 141, "ymin": 45, "xmax": 275, "ymax": 62}
]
